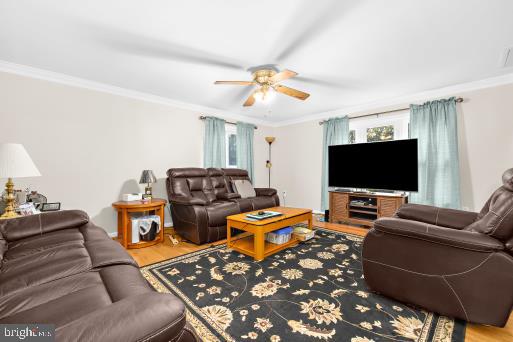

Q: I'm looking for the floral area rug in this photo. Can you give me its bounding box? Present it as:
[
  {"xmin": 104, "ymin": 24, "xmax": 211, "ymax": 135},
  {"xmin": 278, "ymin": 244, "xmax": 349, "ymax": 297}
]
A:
[{"xmin": 141, "ymin": 226, "xmax": 465, "ymax": 342}]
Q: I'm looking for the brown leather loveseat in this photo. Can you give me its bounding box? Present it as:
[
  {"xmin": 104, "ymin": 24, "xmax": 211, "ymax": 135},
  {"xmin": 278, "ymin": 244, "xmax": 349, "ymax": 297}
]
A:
[
  {"xmin": 0, "ymin": 210, "xmax": 198, "ymax": 341},
  {"xmin": 362, "ymin": 168, "xmax": 513, "ymax": 327},
  {"xmin": 167, "ymin": 167, "xmax": 279, "ymax": 244}
]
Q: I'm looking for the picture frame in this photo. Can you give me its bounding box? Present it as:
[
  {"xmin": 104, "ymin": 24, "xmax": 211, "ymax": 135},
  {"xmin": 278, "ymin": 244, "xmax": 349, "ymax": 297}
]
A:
[
  {"xmin": 18, "ymin": 203, "xmax": 39, "ymax": 216},
  {"xmin": 41, "ymin": 202, "xmax": 61, "ymax": 212}
]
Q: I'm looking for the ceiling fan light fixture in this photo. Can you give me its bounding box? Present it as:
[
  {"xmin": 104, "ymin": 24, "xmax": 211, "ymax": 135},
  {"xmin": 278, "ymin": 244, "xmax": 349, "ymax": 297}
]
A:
[{"xmin": 253, "ymin": 87, "xmax": 275, "ymax": 103}]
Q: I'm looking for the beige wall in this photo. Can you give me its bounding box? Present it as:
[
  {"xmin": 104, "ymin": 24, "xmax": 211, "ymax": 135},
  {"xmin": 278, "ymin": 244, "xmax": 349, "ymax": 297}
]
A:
[
  {"xmin": 1, "ymin": 70, "xmax": 512, "ymax": 235},
  {"xmin": 272, "ymin": 83, "xmax": 513, "ymax": 212},
  {"xmin": 0, "ymin": 71, "xmax": 274, "ymax": 234}
]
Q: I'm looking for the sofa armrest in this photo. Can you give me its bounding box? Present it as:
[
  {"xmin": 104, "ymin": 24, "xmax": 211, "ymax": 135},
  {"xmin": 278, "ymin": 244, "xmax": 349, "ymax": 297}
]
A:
[
  {"xmin": 56, "ymin": 293, "xmax": 192, "ymax": 342},
  {"xmin": 395, "ymin": 203, "xmax": 478, "ymax": 229},
  {"xmin": 254, "ymin": 188, "xmax": 278, "ymax": 197},
  {"xmin": 374, "ymin": 217, "xmax": 504, "ymax": 252},
  {"xmin": 217, "ymin": 192, "xmax": 241, "ymax": 200},
  {"xmin": 169, "ymin": 196, "xmax": 208, "ymax": 206},
  {"xmin": 0, "ymin": 210, "xmax": 89, "ymax": 242}
]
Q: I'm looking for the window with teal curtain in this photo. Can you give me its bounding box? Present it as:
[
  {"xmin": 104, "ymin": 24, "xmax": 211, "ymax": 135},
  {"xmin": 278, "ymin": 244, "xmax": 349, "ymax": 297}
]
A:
[
  {"xmin": 321, "ymin": 116, "xmax": 349, "ymax": 211},
  {"xmin": 203, "ymin": 117, "xmax": 226, "ymax": 168},
  {"xmin": 236, "ymin": 122, "xmax": 255, "ymax": 182},
  {"xmin": 409, "ymin": 97, "xmax": 461, "ymax": 209}
]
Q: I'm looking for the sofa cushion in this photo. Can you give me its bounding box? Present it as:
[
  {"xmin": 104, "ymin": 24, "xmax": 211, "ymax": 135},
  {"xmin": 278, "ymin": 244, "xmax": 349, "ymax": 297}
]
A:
[
  {"xmin": 0, "ymin": 265, "xmax": 155, "ymax": 328},
  {"xmin": 230, "ymin": 198, "xmax": 254, "ymax": 212},
  {"xmin": 206, "ymin": 201, "xmax": 240, "ymax": 226},
  {"xmin": 0, "ymin": 228, "xmax": 136, "ymax": 296},
  {"xmin": 249, "ymin": 196, "xmax": 277, "ymax": 210},
  {"xmin": 0, "ymin": 210, "xmax": 89, "ymax": 242},
  {"xmin": 464, "ymin": 186, "xmax": 513, "ymax": 241},
  {"xmin": 232, "ymin": 179, "xmax": 256, "ymax": 198}
]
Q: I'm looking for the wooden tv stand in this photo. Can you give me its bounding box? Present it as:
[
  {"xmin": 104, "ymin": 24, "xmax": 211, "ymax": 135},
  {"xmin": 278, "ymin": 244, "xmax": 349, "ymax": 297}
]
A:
[{"xmin": 329, "ymin": 190, "xmax": 407, "ymax": 227}]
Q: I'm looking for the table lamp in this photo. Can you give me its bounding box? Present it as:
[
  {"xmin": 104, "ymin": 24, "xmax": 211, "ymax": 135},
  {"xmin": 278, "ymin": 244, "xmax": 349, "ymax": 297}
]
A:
[
  {"xmin": 0, "ymin": 143, "xmax": 41, "ymax": 219},
  {"xmin": 139, "ymin": 170, "xmax": 157, "ymax": 199}
]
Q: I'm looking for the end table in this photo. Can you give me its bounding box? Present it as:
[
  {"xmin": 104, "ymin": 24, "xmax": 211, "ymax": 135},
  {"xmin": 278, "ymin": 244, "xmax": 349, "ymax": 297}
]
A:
[{"xmin": 112, "ymin": 198, "xmax": 166, "ymax": 249}]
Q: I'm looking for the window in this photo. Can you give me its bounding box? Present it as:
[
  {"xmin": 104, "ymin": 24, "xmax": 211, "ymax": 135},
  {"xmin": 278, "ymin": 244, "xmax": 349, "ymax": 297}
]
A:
[
  {"xmin": 348, "ymin": 111, "xmax": 409, "ymax": 144},
  {"xmin": 226, "ymin": 125, "xmax": 237, "ymax": 168},
  {"xmin": 366, "ymin": 125, "xmax": 394, "ymax": 142}
]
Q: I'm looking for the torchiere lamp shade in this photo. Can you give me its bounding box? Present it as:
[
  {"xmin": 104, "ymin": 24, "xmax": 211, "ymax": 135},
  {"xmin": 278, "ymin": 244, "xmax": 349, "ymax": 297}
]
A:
[{"xmin": 139, "ymin": 170, "xmax": 157, "ymax": 184}]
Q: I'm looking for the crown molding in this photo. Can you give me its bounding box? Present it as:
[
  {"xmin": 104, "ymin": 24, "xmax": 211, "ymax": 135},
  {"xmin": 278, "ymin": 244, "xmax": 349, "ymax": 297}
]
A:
[
  {"xmin": 2, "ymin": 60, "xmax": 513, "ymax": 128},
  {"xmin": 271, "ymin": 72, "xmax": 513, "ymax": 127},
  {"xmin": 0, "ymin": 60, "xmax": 271, "ymax": 126}
]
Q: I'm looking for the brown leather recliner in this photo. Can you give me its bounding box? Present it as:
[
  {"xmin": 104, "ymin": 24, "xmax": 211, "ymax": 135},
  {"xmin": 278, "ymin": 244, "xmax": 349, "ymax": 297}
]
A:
[
  {"xmin": 362, "ymin": 168, "xmax": 513, "ymax": 327},
  {"xmin": 167, "ymin": 167, "xmax": 280, "ymax": 245},
  {"xmin": 0, "ymin": 210, "xmax": 198, "ymax": 341}
]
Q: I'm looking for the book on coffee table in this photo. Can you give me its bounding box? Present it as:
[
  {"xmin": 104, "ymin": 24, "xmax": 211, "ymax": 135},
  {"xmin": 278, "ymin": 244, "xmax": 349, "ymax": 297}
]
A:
[{"xmin": 245, "ymin": 211, "xmax": 283, "ymax": 220}]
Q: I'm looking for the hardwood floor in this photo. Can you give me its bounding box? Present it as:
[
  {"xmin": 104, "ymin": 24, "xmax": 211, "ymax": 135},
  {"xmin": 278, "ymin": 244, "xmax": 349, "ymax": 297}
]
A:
[{"xmin": 126, "ymin": 217, "xmax": 513, "ymax": 342}]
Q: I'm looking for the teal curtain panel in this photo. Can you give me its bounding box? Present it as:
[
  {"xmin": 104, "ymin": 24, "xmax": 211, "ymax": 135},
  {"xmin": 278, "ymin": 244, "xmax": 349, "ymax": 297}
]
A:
[
  {"xmin": 409, "ymin": 97, "xmax": 461, "ymax": 209},
  {"xmin": 236, "ymin": 122, "xmax": 255, "ymax": 182},
  {"xmin": 321, "ymin": 116, "xmax": 349, "ymax": 211},
  {"xmin": 203, "ymin": 117, "xmax": 226, "ymax": 168}
]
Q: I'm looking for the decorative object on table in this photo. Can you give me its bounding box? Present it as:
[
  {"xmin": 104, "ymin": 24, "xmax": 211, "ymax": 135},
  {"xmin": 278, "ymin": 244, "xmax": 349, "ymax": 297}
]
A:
[
  {"xmin": 0, "ymin": 143, "xmax": 41, "ymax": 219},
  {"xmin": 142, "ymin": 225, "xmax": 465, "ymax": 342},
  {"xmin": 14, "ymin": 189, "xmax": 27, "ymax": 206},
  {"xmin": 122, "ymin": 193, "xmax": 143, "ymax": 201},
  {"xmin": 245, "ymin": 210, "xmax": 282, "ymax": 220},
  {"xmin": 18, "ymin": 202, "xmax": 40, "ymax": 216},
  {"xmin": 112, "ymin": 198, "xmax": 166, "ymax": 249},
  {"xmin": 27, "ymin": 190, "xmax": 47, "ymax": 209},
  {"xmin": 139, "ymin": 170, "xmax": 157, "ymax": 199},
  {"xmin": 130, "ymin": 215, "xmax": 161, "ymax": 243},
  {"xmin": 40, "ymin": 202, "xmax": 61, "ymax": 212},
  {"xmin": 265, "ymin": 136, "xmax": 275, "ymax": 187}
]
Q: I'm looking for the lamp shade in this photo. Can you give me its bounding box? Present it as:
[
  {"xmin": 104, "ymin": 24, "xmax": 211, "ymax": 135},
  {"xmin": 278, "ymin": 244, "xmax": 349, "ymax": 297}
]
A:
[
  {"xmin": 0, "ymin": 143, "xmax": 41, "ymax": 178},
  {"xmin": 139, "ymin": 170, "xmax": 157, "ymax": 184}
]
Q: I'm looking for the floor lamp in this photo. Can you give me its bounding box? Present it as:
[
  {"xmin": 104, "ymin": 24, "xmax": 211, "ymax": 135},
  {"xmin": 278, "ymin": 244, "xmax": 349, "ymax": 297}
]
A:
[{"xmin": 265, "ymin": 137, "xmax": 275, "ymax": 188}]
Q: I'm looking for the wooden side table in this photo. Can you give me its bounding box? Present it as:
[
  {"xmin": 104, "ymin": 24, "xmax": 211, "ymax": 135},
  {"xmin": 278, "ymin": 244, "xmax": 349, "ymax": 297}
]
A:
[{"xmin": 112, "ymin": 198, "xmax": 166, "ymax": 249}]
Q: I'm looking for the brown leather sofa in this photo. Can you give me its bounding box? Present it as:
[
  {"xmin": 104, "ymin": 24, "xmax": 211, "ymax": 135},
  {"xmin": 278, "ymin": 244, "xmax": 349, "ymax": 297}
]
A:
[
  {"xmin": 167, "ymin": 167, "xmax": 279, "ymax": 244},
  {"xmin": 362, "ymin": 168, "xmax": 513, "ymax": 327},
  {"xmin": 0, "ymin": 210, "xmax": 198, "ymax": 341}
]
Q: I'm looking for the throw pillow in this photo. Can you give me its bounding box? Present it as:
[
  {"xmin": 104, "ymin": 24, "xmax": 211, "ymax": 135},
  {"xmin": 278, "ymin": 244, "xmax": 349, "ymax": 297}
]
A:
[{"xmin": 232, "ymin": 179, "xmax": 256, "ymax": 199}]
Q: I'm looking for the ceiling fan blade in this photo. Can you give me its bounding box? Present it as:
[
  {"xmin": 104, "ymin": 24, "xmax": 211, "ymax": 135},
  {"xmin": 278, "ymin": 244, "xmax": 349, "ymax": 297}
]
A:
[
  {"xmin": 269, "ymin": 1, "xmax": 360, "ymax": 62},
  {"xmin": 269, "ymin": 69, "xmax": 298, "ymax": 84},
  {"xmin": 214, "ymin": 81, "xmax": 256, "ymax": 86},
  {"xmin": 90, "ymin": 21, "xmax": 247, "ymax": 70},
  {"xmin": 274, "ymin": 85, "xmax": 310, "ymax": 100},
  {"xmin": 243, "ymin": 89, "xmax": 259, "ymax": 107}
]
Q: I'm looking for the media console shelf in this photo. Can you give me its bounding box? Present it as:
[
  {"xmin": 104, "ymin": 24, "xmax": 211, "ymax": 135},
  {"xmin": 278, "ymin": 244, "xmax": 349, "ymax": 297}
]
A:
[{"xmin": 329, "ymin": 191, "xmax": 407, "ymax": 227}]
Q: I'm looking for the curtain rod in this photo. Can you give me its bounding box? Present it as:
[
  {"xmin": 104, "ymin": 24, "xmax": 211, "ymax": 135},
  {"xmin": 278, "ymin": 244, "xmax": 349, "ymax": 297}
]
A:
[
  {"xmin": 318, "ymin": 97, "xmax": 464, "ymax": 125},
  {"xmin": 199, "ymin": 115, "xmax": 258, "ymax": 129}
]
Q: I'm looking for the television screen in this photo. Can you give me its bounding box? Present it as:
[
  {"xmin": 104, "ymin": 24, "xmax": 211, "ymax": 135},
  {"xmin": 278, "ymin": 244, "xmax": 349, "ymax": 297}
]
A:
[{"xmin": 328, "ymin": 139, "xmax": 418, "ymax": 191}]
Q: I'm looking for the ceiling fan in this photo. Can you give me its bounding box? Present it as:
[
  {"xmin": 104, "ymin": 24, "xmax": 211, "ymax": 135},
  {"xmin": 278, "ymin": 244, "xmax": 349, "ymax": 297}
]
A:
[{"xmin": 214, "ymin": 68, "xmax": 310, "ymax": 106}]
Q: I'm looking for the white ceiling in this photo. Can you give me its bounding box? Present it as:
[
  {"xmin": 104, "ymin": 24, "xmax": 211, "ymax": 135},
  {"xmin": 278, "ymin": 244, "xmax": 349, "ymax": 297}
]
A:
[{"xmin": 1, "ymin": 0, "xmax": 513, "ymax": 123}]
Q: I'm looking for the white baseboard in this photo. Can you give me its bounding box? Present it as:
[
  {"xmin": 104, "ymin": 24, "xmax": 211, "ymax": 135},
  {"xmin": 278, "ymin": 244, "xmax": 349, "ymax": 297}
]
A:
[{"xmin": 108, "ymin": 232, "xmax": 118, "ymax": 238}]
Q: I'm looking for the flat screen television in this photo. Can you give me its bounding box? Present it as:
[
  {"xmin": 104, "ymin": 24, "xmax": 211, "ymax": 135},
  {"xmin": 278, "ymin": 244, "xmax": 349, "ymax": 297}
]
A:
[{"xmin": 328, "ymin": 139, "xmax": 418, "ymax": 191}]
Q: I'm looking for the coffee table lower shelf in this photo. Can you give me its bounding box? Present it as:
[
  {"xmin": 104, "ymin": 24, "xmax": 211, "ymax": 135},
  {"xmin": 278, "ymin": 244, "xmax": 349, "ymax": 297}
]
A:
[{"xmin": 228, "ymin": 235, "xmax": 299, "ymax": 261}]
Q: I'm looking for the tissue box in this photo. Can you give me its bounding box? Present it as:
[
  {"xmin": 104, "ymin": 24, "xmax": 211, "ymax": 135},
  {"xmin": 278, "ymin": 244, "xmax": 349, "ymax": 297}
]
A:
[{"xmin": 122, "ymin": 193, "xmax": 143, "ymax": 201}]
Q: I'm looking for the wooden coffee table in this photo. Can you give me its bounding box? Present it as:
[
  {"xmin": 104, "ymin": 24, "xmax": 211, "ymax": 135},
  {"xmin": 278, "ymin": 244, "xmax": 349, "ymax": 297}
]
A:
[{"xmin": 226, "ymin": 206, "xmax": 313, "ymax": 261}]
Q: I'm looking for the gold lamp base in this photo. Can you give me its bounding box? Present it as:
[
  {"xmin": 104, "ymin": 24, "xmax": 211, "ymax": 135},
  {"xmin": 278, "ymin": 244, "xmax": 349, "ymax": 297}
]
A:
[{"xmin": 0, "ymin": 178, "xmax": 19, "ymax": 219}]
